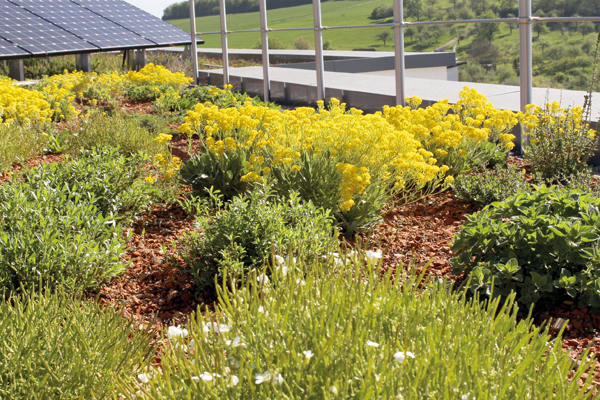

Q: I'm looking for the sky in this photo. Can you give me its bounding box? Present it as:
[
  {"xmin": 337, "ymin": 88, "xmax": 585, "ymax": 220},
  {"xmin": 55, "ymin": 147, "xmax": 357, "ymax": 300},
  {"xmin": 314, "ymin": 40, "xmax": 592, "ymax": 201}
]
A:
[{"xmin": 124, "ymin": 0, "xmax": 177, "ymax": 18}]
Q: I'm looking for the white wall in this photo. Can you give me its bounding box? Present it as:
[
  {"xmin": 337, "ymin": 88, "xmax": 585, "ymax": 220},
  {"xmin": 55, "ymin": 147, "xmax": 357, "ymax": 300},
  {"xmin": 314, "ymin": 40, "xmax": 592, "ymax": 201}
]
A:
[{"xmin": 357, "ymin": 66, "xmax": 450, "ymax": 81}]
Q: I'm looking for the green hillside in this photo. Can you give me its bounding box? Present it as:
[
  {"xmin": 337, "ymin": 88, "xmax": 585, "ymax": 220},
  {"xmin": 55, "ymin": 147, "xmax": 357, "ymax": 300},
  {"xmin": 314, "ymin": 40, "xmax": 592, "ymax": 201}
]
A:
[{"xmin": 167, "ymin": 0, "xmax": 600, "ymax": 91}]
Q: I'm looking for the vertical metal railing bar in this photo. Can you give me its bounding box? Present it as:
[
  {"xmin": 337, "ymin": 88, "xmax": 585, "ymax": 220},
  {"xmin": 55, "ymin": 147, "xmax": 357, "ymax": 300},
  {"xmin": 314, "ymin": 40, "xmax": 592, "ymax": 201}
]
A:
[
  {"xmin": 393, "ymin": 0, "xmax": 406, "ymax": 107},
  {"xmin": 259, "ymin": 0, "xmax": 270, "ymax": 102},
  {"xmin": 312, "ymin": 0, "xmax": 325, "ymax": 102},
  {"xmin": 189, "ymin": 0, "xmax": 199, "ymax": 85},
  {"xmin": 519, "ymin": 0, "xmax": 533, "ymax": 113},
  {"xmin": 219, "ymin": 0, "xmax": 230, "ymax": 86}
]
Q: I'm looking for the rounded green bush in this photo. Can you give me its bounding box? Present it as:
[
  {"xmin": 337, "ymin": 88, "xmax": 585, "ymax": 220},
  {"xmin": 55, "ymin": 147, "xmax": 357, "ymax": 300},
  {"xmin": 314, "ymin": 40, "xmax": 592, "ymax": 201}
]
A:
[{"xmin": 452, "ymin": 186, "xmax": 600, "ymax": 309}]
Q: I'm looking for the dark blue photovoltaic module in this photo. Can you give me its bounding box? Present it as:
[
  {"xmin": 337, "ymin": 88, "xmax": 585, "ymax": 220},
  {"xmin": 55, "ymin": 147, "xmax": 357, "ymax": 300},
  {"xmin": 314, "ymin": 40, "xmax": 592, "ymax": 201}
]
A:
[
  {"xmin": 0, "ymin": 0, "xmax": 97, "ymax": 55},
  {"xmin": 71, "ymin": 0, "xmax": 197, "ymax": 46},
  {"xmin": 8, "ymin": 0, "xmax": 154, "ymax": 49}
]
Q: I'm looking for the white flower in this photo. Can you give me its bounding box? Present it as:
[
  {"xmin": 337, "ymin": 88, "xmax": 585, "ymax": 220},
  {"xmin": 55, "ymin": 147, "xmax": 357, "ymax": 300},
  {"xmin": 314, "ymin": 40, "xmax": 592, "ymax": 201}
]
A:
[
  {"xmin": 191, "ymin": 376, "xmax": 200, "ymax": 381},
  {"xmin": 329, "ymin": 385, "xmax": 338, "ymax": 394},
  {"xmin": 280, "ymin": 266, "xmax": 289, "ymax": 275},
  {"xmin": 203, "ymin": 322, "xmax": 231, "ymax": 333},
  {"xmin": 365, "ymin": 249, "xmax": 383, "ymax": 261},
  {"xmin": 230, "ymin": 375, "xmax": 240, "ymax": 387},
  {"xmin": 258, "ymin": 306, "xmax": 265, "ymax": 313},
  {"xmin": 257, "ymin": 274, "xmax": 269, "ymax": 284},
  {"xmin": 167, "ymin": 325, "xmax": 188, "ymax": 339},
  {"xmin": 137, "ymin": 373, "xmax": 150, "ymax": 383},
  {"xmin": 275, "ymin": 255, "xmax": 285, "ymax": 265},
  {"xmin": 226, "ymin": 336, "xmax": 246, "ymax": 347},
  {"xmin": 303, "ymin": 350, "xmax": 314, "ymax": 359},
  {"xmin": 255, "ymin": 371, "xmax": 271, "ymax": 384},
  {"xmin": 274, "ymin": 373, "xmax": 284, "ymax": 385},
  {"xmin": 228, "ymin": 355, "xmax": 240, "ymax": 368},
  {"xmin": 366, "ymin": 340, "xmax": 380, "ymax": 347},
  {"xmin": 200, "ymin": 371, "xmax": 221, "ymax": 381},
  {"xmin": 296, "ymin": 278, "xmax": 306, "ymax": 286},
  {"xmin": 188, "ymin": 339, "xmax": 196, "ymax": 351},
  {"xmin": 393, "ymin": 351, "xmax": 415, "ymax": 363}
]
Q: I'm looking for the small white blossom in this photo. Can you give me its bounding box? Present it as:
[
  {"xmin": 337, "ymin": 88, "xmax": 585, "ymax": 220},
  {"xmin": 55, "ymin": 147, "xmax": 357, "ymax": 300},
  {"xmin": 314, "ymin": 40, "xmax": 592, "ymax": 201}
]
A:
[
  {"xmin": 329, "ymin": 385, "xmax": 338, "ymax": 394},
  {"xmin": 137, "ymin": 373, "xmax": 150, "ymax": 384},
  {"xmin": 274, "ymin": 374, "xmax": 284, "ymax": 385},
  {"xmin": 230, "ymin": 375, "xmax": 240, "ymax": 387},
  {"xmin": 258, "ymin": 306, "xmax": 265, "ymax": 313},
  {"xmin": 275, "ymin": 255, "xmax": 285, "ymax": 265},
  {"xmin": 366, "ymin": 340, "xmax": 380, "ymax": 347},
  {"xmin": 303, "ymin": 350, "xmax": 314, "ymax": 359},
  {"xmin": 203, "ymin": 322, "xmax": 231, "ymax": 333},
  {"xmin": 167, "ymin": 325, "xmax": 188, "ymax": 339},
  {"xmin": 255, "ymin": 372, "xmax": 271, "ymax": 384},
  {"xmin": 188, "ymin": 339, "xmax": 196, "ymax": 351},
  {"xmin": 228, "ymin": 355, "xmax": 240, "ymax": 368},
  {"xmin": 257, "ymin": 274, "xmax": 269, "ymax": 284},
  {"xmin": 191, "ymin": 376, "xmax": 200, "ymax": 381},
  {"xmin": 200, "ymin": 372, "xmax": 221, "ymax": 381},
  {"xmin": 226, "ymin": 336, "xmax": 246, "ymax": 347},
  {"xmin": 365, "ymin": 249, "xmax": 383, "ymax": 261},
  {"xmin": 296, "ymin": 278, "xmax": 306, "ymax": 286},
  {"xmin": 393, "ymin": 351, "xmax": 415, "ymax": 363}
]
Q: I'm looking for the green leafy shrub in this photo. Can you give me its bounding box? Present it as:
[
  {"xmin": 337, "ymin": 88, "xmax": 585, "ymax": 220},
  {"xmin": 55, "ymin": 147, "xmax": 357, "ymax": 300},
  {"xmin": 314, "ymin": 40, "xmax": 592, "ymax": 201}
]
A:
[
  {"xmin": 124, "ymin": 84, "xmax": 175, "ymax": 102},
  {"xmin": 523, "ymin": 102, "xmax": 598, "ymax": 182},
  {"xmin": 119, "ymin": 259, "xmax": 594, "ymax": 399},
  {"xmin": 452, "ymin": 186, "xmax": 600, "ymax": 309},
  {"xmin": 0, "ymin": 290, "xmax": 154, "ymax": 399},
  {"xmin": 179, "ymin": 143, "xmax": 250, "ymax": 200},
  {"xmin": 67, "ymin": 109, "xmax": 165, "ymax": 156},
  {"xmin": 0, "ymin": 122, "xmax": 47, "ymax": 172},
  {"xmin": 0, "ymin": 148, "xmax": 151, "ymax": 293},
  {"xmin": 452, "ymin": 164, "xmax": 530, "ymax": 206},
  {"xmin": 171, "ymin": 85, "xmax": 278, "ymax": 111},
  {"xmin": 179, "ymin": 185, "xmax": 337, "ymax": 293},
  {"xmin": 21, "ymin": 147, "xmax": 152, "ymax": 219}
]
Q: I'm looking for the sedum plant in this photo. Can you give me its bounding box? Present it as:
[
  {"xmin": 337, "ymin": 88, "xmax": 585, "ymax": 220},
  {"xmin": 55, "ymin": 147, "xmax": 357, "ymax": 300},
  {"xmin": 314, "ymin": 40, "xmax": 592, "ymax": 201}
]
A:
[
  {"xmin": 452, "ymin": 186, "xmax": 600, "ymax": 310},
  {"xmin": 0, "ymin": 121, "xmax": 47, "ymax": 172},
  {"xmin": 120, "ymin": 257, "xmax": 595, "ymax": 399},
  {"xmin": 521, "ymin": 101, "xmax": 598, "ymax": 182},
  {"xmin": 0, "ymin": 290, "xmax": 154, "ymax": 400},
  {"xmin": 179, "ymin": 184, "xmax": 337, "ymax": 293},
  {"xmin": 452, "ymin": 164, "xmax": 530, "ymax": 206}
]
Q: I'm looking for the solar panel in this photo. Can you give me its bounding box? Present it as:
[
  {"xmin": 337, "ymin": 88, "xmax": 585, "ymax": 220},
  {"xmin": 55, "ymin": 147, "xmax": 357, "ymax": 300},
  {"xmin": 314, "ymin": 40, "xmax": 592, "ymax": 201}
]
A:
[
  {"xmin": 0, "ymin": 0, "xmax": 96, "ymax": 55},
  {"xmin": 0, "ymin": 36, "xmax": 30, "ymax": 57},
  {"xmin": 8, "ymin": 0, "xmax": 155, "ymax": 50},
  {"xmin": 71, "ymin": 0, "xmax": 195, "ymax": 46}
]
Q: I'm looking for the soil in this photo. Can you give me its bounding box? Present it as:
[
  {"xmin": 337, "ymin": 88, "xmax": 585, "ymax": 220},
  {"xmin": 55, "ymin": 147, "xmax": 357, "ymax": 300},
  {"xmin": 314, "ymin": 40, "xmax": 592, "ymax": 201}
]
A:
[{"xmin": 4, "ymin": 101, "xmax": 600, "ymax": 385}]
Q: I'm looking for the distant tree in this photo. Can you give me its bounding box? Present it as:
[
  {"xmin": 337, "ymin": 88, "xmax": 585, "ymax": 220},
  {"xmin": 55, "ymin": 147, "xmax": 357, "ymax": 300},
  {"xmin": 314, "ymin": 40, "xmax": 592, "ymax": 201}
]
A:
[
  {"xmin": 293, "ymin": 36, "xmax": 311, "ymax": 50},
  {"xmin": 370, "ymin": 4, "xmax": 393, "ymax": 19},
  {"xmin": 405, "ymin": 0, "xmax": 423, "ymax": 21},
  {"xmin": 323, "ymin": 40, "xmax": 333, "ymax": 50},
  {"xmin": 470, "ymin": 0, "xmax": 489, "ymax": 15},
  {"xmin": 469, "ymin": 40, "xmax": 501, "ymax": 64},
  {"xmin": 533, "ymin": 22, "xmax": 548, "ymax": 38},
  {"xmin": 506, "ymin": 14, "xmax": 518, "ymax": 34},
  {"xmin": 473, "ymin": 11, "xmax": 500, "ymax": 41},
  {"xmin": 405, "ymin": 27, "xmax": 416, "ymax": 44},
  {"xmin": 579, "ymin": 21, "xmax": 596, "ymax": 37},
  {"xmin": 376, "ymin": 30, "xmax": 393, "ymax": 46}
]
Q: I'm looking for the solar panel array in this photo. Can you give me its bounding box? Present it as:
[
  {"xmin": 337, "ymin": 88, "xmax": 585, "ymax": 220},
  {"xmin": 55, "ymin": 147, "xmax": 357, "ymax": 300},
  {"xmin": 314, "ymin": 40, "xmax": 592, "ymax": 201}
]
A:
[
  {"xmin": 0, "ymin": 0, "xmax": 200, "ymax": 59},
  {"xmin": 72, "ymin": 0, "xmax": 193, "ymax": 46}
]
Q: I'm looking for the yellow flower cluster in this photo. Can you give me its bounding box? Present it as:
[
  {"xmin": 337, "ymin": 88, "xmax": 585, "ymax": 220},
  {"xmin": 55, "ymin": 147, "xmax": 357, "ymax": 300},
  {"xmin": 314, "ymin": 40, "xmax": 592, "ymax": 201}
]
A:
[
  {"xmin": 0, "ymin": 78, "xmax": 52, "ymax": 124},
  {"xmin": 381, "ymin": 87, "xmax": 518, "ymax": 174},
  {"xmin": 150, "ymin": 133, "xmax": 180, "ymax": 180},
  {"xmin": 179, "ymin": 98, "xmax": 445, "ymax": 211},
  {"xmin": 126, "ymin": 63, "xmax": 192, "ymax": 88}
]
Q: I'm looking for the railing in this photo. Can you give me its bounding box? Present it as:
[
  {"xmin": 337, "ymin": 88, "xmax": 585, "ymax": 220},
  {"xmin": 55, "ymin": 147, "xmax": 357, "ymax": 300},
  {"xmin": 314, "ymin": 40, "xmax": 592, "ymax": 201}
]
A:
[{"xmin": 188, "ymin": 0, "xmax": 600, "ymax": 112}]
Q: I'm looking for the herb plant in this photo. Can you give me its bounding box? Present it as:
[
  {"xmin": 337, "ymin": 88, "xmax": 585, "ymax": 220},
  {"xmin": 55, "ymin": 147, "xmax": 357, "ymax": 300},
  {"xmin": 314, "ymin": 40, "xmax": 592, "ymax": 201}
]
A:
[{"xmin": 452, "ymin": 164, "xmax": 530, "ymax": 206}]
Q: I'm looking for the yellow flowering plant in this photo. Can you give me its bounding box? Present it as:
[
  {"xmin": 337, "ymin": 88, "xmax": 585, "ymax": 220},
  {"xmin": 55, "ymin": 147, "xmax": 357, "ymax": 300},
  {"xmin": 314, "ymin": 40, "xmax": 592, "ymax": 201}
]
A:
[
  {"xmin": 522, "ymin": 102, "xmax": 598, "ymax": 182},
  {"xmin": 382, "ymin": 87, "xmax": 518, "ymax": 176},
  {"xmin": 179, "ymin": 98, "xmax": 450, "ymax": 236}
]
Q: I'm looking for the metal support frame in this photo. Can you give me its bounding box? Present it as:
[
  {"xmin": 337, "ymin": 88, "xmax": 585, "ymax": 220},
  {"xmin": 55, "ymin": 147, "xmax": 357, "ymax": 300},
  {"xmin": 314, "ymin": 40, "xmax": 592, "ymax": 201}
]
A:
[
  {"xmin": 189, "ymin": 0, "xmax": 199, "ymax": 85},
  {"xmin": 393, "ymin": 0, "xmax": 405, "ymax": 107},
  {"xmin": 75, "ymin": 53, "xmax": 92, "ymax": 73},
  {"xmin": 519, "ymin": 0, "xmax": 533, "ymax": 112},
  {"xmin": 219, "ymin": 0, "xmax": 230, "ymax": 86},
  {"xmin": 133, "ymin": 49, "xmax": 147, "ymax": 71},
  {"xmin": 259, "ymin": 0, "xmax": 270, "ymax": 101},
  {"xmin": 312, "ymin": 0, "xmax": 325, "ymax": 102},
  {"xmin": 9, "ymin": 59, "xmax": 24, "ymax": 81}
]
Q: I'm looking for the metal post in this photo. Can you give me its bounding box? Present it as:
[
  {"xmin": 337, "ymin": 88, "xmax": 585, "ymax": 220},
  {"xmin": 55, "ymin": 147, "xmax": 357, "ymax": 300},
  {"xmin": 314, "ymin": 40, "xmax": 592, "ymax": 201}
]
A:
[
  {"xmin": 189, "ymin": 0, "xmax": 199, "ymax": 85},
  {"xmin": 219, "ymin": 0, "xmax": 230, "ymax": 86},
  {"xmin": 312, "ymin": 0, "xmax": 325, "ymax": 102},
  {"xmin": 519, "ymin": 0, "xmax": 532, "ymax": 112},
  {"xmin": 393, "ymin": 0, "xmax": 406, "ymax": 107},
  {"xmin": 75, "ymin": 53, "xmax": 92, "ymax": 73},
  {"xmin": 259, "ymin": 0, "xmax": 270, "ymax": 102},
  {"xmin": 9, "ymin": 59, "xmax": 24, "ymax": 81}
]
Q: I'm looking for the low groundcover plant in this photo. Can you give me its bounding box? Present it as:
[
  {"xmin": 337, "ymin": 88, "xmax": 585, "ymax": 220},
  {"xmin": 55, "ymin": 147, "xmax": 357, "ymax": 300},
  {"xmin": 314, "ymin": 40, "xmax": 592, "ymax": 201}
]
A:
[{"xmin": 120, "ymin": 256, "xmax": 594, "ymax": 399}]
